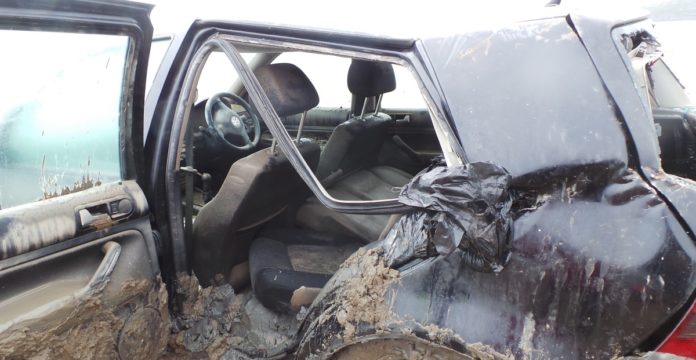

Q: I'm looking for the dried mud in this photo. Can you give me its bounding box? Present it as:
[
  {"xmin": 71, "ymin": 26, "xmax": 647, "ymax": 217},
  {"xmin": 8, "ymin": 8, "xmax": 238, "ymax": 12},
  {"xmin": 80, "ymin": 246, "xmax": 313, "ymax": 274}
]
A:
[
  {"xmin": 332, "ymin": 337, "xmax": 511, "ymax": 360},
  {"xmin": 1, "ymin": 253, "xmax": 514, "ymax": 360},
  {"xmin": 163, "ymin": 273, "xmax": 299, "ymax": 360},
  {"xmin": 304, "ymin": 248, "xmax": 512, "ymax": 360},
  {"xmin": 165, "ymin": 253, "xmax": 513, "ymax": 359},
  {"xmin": 40, "ymin": 156, "xmax": 103, "ymax": 201},
  {"xmin": 332, "ymin": 248, "xmax": 400, "ymax": 340},
  {"xmin": 0, "ymin": 277, "xmax": 169, "ymax": 360}
]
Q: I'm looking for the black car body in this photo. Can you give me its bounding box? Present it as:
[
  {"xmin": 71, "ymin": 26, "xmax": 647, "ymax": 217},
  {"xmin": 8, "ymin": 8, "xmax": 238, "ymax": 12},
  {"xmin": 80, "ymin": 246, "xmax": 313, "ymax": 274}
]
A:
[{"xmin": 0, "ymin": 1, "xmax": 695, "ymax": 359}]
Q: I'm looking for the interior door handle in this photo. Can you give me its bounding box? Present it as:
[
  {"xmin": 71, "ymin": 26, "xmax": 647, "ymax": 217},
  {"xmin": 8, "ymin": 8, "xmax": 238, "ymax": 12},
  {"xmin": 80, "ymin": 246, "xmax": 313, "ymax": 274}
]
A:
[
  {"xmin": 395, "ymin": 114, "xmax": 411, "ymax": 125},
  {"xmin": 85, "ymin": 241, "xmax": 121, "ymax": 295},
  {"xmin": 77, "ymin": 198, "xmax": 133, "ymax": 230}
]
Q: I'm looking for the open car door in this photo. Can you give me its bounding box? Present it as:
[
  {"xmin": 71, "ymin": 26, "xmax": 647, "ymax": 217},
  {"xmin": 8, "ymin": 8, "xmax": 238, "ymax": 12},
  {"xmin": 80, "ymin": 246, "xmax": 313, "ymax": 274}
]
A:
[{"xmin": 0, "ymin": 1, "xmax": 168, "ymax": 359}]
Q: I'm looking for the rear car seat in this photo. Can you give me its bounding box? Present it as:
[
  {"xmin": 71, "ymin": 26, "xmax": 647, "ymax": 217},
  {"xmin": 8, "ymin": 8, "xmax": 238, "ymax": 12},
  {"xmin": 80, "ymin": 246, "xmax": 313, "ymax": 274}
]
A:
[{"xmin": 296, "ymin": 59, "xmax": 413, "ymax": 242}]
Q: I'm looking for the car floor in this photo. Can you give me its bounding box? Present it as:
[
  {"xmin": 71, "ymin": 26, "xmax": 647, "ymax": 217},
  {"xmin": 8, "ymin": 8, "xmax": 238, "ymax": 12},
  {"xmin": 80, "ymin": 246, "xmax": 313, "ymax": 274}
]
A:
[{"xmin": 161, "ymin": 273, "xmax": 301, "ymax": 360}]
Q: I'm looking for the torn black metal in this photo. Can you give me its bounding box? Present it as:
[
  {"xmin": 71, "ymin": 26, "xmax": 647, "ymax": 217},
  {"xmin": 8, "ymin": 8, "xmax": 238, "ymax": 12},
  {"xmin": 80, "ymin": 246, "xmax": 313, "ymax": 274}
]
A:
[{"xmin": 381, "ymin": 158, "xmax": 513, "ymax": 272}]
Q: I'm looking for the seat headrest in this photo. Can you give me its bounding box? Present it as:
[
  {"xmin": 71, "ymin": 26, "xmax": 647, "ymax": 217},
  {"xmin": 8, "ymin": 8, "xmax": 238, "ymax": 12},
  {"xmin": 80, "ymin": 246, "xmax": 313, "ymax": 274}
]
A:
[
  {"xmin": 254, "ymin": 63, "xmax": 319, "ymax": 117},
  {"xmin": 347, "ymin": 60, "xmax": 396, "ymax": 97}
]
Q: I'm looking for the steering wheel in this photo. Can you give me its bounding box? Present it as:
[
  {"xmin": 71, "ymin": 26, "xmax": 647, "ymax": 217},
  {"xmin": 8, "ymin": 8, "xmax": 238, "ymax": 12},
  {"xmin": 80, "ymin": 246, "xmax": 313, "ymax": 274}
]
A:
[{"xmin": 204, "ymin": 92, "xmax": 261, "ymax": 151}]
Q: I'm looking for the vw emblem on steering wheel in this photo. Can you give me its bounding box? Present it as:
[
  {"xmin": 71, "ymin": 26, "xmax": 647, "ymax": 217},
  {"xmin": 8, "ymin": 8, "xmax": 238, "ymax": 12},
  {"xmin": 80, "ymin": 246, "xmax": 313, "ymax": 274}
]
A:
[{"xmin": 230, "ymin": 116, "xmax": 242, "ymax": 128}]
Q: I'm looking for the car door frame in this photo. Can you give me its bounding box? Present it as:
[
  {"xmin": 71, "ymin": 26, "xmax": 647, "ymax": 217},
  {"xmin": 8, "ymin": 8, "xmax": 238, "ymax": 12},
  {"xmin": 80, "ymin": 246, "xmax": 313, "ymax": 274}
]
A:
[
  {"xmin": 144, "ymin": 21, "xmax": 467, "ymax": 277},
  {"xmin": 572, "ymin": 13, "xmax": 696, "ymax": 349}
]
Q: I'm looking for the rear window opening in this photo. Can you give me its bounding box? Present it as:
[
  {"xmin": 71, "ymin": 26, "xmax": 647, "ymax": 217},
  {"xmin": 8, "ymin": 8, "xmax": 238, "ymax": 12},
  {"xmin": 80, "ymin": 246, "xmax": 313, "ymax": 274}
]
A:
[{"xmin": 622, "ymin": 30, "xmax": 696, "ymax": 181}]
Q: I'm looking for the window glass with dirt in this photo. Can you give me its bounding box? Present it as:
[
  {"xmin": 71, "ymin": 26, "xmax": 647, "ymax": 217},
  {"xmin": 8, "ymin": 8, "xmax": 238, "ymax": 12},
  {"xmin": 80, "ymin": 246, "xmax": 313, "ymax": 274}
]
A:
[{"xmin": 0, "ymin": 30, "xmax": 128, "ymax": 209}]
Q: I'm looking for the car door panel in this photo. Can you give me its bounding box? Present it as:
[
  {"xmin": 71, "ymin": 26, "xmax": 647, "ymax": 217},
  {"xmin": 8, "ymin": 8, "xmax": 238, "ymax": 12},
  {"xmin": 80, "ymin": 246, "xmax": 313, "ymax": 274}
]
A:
[
  {"xmin": 386, "ymin": 109, "xmax": 441, "ymax": 156},
  {"xmin": 0, "ymin": 181, "xmax": 150, "ymax": 262},
  {"xmin": 0, "ymin": 1, "xmax": 164, "ymax": 358},
  {"xmin": 373, "ymin": 108, "xmax": 441, "ymax": 173},
  {"xmin": 0, "ymin": 182, "xmax": 167, "ymax": 359},
  {"xmin": 0, "ymin": 230, "xmax": 145, "ymax": 327},
  {"xmin": 279, "ymin": 108, "xmax": 440, "ymax": 159}
]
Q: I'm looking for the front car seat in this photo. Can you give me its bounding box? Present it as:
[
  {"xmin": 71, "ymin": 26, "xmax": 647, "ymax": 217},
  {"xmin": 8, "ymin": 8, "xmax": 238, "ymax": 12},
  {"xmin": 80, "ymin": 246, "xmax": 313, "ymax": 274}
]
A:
[
  {"xmin": 191, "ymin": 63, "xmax": 321, "ymax": 286},
  {"xmin": 246, "ymin": 63, "xmax": 372, "ymax": 313},
  {"xmin": 249, "ymin": 227, "xmax": 361, "ymax": 313}
]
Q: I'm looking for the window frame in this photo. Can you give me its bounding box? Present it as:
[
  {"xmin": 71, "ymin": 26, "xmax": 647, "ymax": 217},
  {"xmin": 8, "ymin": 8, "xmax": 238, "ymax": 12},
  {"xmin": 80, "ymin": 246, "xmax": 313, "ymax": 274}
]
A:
[
  {"xmin": 170, "ymin": 33, "xmax": 465, "ymax": 216},
  {"xmin": 146, "ymin": 34, "xmax": 173, "ymax": 97},
  {"xmin": 223, "ymin": 34, "xmax": 465, "ymax": 213},
  {"xmin": 611, "ymin": 21, "xmax": 682, "ymax": 171},
  {"xmin": 0, "ymin": 20, "xmax": 147, "ymax": 210},
  {"xmin": 613, "ymin": 23, "xmax": 664, "ymax": 116}
]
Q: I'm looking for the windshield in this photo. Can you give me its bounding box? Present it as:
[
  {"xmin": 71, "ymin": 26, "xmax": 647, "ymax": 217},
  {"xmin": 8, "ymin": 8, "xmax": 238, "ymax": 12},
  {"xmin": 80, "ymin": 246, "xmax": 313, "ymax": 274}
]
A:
[{"xmin": 196, "ymin": 51, "xmax": 256, "ymax": 102}]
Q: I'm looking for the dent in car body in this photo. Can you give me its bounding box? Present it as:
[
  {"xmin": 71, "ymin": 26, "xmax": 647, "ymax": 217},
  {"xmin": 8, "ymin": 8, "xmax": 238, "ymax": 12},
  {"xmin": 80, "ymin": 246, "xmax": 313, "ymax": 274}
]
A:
[
  {"xmin": 410, "ymin": 15, "xmax": 696, "ymax": 357},
  {"xmin": 389, "ymin": 167, "xmax": 696, "ymax": 358},
  {"xmin": 299, "ymin": 166, "xmax": 696, "ymax": 359},
  {"xmin": 650, "ymin": 171, "xmax": 696, "ymax": 234}
]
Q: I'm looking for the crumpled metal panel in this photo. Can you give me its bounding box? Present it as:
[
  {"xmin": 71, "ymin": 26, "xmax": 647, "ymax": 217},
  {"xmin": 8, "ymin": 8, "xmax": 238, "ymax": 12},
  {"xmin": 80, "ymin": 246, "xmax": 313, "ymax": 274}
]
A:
[{"xmin": 387, "ymin": 168, "xmax": 696, "ymax": 358}]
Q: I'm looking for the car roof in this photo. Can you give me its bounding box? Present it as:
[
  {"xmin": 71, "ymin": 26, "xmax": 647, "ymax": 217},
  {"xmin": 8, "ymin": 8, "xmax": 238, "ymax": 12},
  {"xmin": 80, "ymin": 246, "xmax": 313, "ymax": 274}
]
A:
[
  {"xmin": 149, "ymin": 1, "xmax": 640, "ymax": 40},
  {"xmin": 208, "ymin": 7, "xmax": 562, "ymax": 40}
]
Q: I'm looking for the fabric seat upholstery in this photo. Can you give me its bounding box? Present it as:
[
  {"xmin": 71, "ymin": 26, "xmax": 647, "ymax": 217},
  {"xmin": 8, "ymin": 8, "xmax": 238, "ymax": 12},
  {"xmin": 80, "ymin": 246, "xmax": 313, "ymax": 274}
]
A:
[
  {"xmin": 296, "ymin": 166, "xmax": 411, "ymax": 242},
  {"xmin": 245, "ymin": 63, "xmax": 365, "ymax": 312},
  {"xmin": 192, "ymin": 62, "xmax": 321, "ymax": 286},
  {"xmin": 315, "ymin": 59, "xmax": 397, "ymax": 183},
  {"xmin": 248, "ymin": 61, "xmax": 410, "ymax": 313},
  {"xmin": 296, "ymin": 60, "xmax": 413, "ymax": 242},
  {"xmin": 192, "ymin": 145, "xmax": 319, "ymax": 286}
]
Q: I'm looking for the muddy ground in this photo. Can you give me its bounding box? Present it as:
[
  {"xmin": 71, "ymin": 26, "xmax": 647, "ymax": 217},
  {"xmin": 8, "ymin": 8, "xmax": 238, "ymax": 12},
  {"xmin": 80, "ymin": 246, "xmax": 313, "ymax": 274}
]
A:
[
  {"xmin": 156, "ymin": 249, "xmax": 686, "ymax": 360},
  {"xmin": 161, "ymin": 274, "xmax": 299, "ymax": 360},
  {"xmin": 0, "ymin": 278, "xmax": 169, "ymax": 360}
]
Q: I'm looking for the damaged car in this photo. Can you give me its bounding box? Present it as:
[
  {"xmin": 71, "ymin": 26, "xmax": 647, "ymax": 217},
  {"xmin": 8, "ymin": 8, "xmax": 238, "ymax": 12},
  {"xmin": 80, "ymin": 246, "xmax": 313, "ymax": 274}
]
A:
[{"xmin": 1, "ymin": 0, "xmax": 696, "ymax": 359}]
